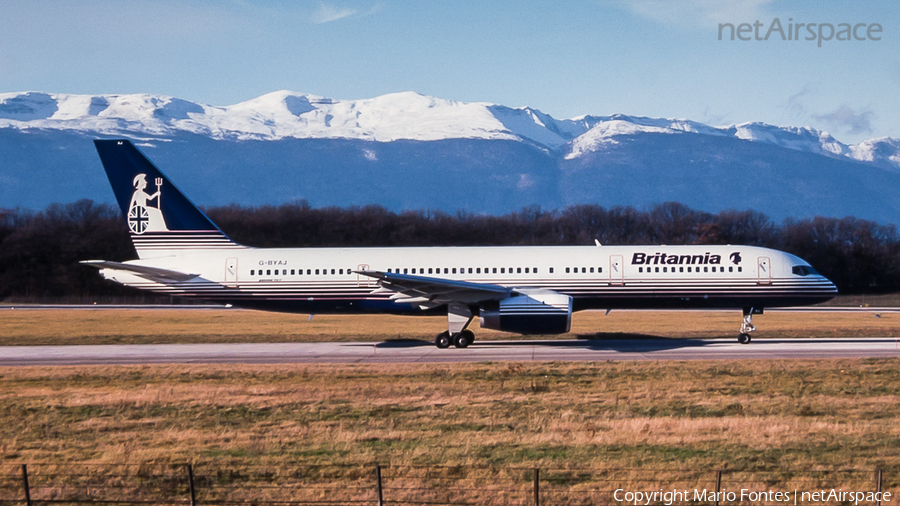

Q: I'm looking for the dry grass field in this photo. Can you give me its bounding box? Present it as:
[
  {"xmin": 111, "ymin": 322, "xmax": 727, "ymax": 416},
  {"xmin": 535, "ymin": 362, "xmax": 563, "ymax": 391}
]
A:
[
  {"xmin": 2, "ymin": 359, "xmax": 900, "ymax": 504},
  {"xmin": 2, "ymin": 307, "xmax": 900, "ymax": 346},
  {"xmin": 3, "ymin": 308, "xmax": 900, "ymax": 501},
  {"xmin": 3, "ymin": 359, "xmax": 900, "ymax": 470}
]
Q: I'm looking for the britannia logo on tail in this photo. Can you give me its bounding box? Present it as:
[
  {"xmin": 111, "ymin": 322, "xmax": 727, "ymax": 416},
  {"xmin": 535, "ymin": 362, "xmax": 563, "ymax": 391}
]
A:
[{"xmin": 128, "ymin": 174, "xmax": 169, "ymax": 234}]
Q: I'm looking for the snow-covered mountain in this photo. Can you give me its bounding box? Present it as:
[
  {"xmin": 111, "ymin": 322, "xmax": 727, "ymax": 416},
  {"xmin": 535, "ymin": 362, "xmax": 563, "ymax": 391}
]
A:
[
  {"xmin": 3, "ymin": 90, "xmax": 900, "ymax": 224},
  {"xmin": 3, "ymin": 90, "xmax": 898, "ymax": 167}
]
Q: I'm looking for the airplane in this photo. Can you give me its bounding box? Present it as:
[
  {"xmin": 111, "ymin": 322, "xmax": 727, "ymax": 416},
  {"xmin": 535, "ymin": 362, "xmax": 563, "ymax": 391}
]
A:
[{"xmin": 83, "ymin": 139, "xmax": 838, "ymax": 348}]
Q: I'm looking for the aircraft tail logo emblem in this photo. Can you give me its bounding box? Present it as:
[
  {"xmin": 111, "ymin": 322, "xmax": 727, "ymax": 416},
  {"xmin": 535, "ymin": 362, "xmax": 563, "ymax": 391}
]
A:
[{"xmin": 128, "ymin": 174, "xmax": 169, "ymax": 234}]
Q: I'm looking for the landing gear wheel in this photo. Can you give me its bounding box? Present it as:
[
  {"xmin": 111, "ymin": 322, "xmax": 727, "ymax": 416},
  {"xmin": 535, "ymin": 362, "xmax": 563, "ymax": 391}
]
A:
[
  {"xmin": 453, "ymin": 329, "xmax": 475, "ymax": 348},
  {"xmin": 738, "ymin": 308, "xmax": 758, "ymax": 345},
  {"xmin": 435, "ymin": 331, "xmax": 451, "ymax": 349}
]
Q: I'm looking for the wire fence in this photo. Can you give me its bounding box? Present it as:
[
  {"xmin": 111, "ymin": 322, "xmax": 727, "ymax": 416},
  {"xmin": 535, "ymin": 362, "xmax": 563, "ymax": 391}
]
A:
[{"xmin": 0, "ymin": 463, "xmax": 894, "ymax": 506}]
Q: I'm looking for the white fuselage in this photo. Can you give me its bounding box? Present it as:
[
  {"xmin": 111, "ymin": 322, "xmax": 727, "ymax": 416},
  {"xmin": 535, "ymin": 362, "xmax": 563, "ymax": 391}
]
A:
[{"xmin": 101, "ymin": 243, "xmax": 837, "ymax": 315}]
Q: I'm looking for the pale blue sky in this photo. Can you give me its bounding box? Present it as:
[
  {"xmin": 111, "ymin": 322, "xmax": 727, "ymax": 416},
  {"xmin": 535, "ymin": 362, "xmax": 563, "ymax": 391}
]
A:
[{"xmin": 1, "ymin": 0, "xmax": 897, "ymax": 143}]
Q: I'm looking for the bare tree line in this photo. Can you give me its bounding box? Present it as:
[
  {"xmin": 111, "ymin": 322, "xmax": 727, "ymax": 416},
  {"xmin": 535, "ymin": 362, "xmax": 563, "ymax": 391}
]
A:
[{"xmin": 2, "ymin": 199, "xmax": 898, "ymax": 302}]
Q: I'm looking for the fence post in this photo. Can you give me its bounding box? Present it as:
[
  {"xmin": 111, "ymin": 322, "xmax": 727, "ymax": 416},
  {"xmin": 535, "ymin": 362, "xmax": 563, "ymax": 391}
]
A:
[
  {"xmin": 185, "ymin": 464, "xmax": 196, "ymax": 506},
  {"xmin": 533, "ymin": 468, "xmax": 540, "ymax": 506},
  {"xmin": 876, "ymin": 468, "xmax": 883, "ymax": 506},
  {"xmin": 375, "ymin": 464, "xmax": 384, "ymax": 506},
  {"xmin": 21, "ymin": 465, "xmax": 31, "ymax": 506},
  {"xmin": 715, "ymin": 470, "xmax": 722, "ymax": 506}
]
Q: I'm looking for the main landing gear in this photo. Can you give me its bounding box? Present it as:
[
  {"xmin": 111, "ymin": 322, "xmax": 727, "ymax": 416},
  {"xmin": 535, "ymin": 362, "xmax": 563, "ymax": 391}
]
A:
[
  {"xmin": 435, "ymin": 329, "xmax": 475, "ymax": 349},
  {"xmin": 738, "ymin": 307, "xmax": 761, "ymax": 344},
  {"xmin": 435, "ymin": 302, "xmax": 476, "ymax": 349}
]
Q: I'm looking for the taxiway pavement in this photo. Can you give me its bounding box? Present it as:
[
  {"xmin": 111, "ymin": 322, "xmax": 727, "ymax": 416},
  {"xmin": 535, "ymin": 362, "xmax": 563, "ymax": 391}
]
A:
[{"xmin": 2, "ymin": 337, "xmax": 900, "ymax": 366}]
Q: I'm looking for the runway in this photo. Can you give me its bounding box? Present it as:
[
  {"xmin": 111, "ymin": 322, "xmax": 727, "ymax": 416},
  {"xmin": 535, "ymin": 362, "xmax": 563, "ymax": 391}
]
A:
[{"xmin": 3, "ymin": 337, "xmax": 900, "ymax": 366}]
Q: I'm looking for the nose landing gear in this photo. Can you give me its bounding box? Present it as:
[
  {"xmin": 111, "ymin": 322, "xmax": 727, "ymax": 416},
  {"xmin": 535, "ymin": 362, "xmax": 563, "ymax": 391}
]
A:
[{"xmin": 738, "ymin": 307, "xmax": 761, "ymax": 344}]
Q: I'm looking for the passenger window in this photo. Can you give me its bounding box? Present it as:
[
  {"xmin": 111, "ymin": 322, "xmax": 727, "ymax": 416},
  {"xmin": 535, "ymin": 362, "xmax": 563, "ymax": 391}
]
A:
[
  {"xmin": 493, "ymin": 268, "xmax": 497, "ymax": 274},
  {"xmin": 290, "ymin": 269, "xmax": 294, "ymax": 275},
  {"xmin": 534, "ymin": 267, "xmax": 538, "ymax": 273},
  {"xmin": 549, "ymin": 267, "xmax": 554, "ymax": 273},
  {"xmin": 663, "ymin": 267, "xmax": 667, "ymax": 273},
  {"xmin": 404, "ymin": 268, "xmax": 408, "ymax": 274},
  {"xmin": 598, "ymin": 267, "xmax": 602, "ymax": 273},
  {"xmin": 267, "ymin": 270, "xmax": 271, "ymax": 275},
  {"xmin": 582, "ymin": 267, "xmax": 586, "ymax": 273},
  {"xmin": 639, "ymin": 267, "xmax": 643, "ymax": 273},
  {"xmin": 566, "ymin": 267, "xmax": 570, "ymax": 273},
  {"xmin": 452, "ymin": 268, "xmax": 457, "ymax": 274},
  {"xmin": 468, "ymin": 268, "xmax": 473, "ymax": 274},
  {"xmin": 339, "ymin": 269, "xmax": 343, "ymax": 275},
  {"xmin": 476, "ymin": 268, "xmax": 481, "ymax": 274},
  {"xmin": 524, "ymin": 268, "xmax": 529, "ymax": 274},
  {"xmin": 517, "ymin": 267, "xmax": 522, "ymax": 274},
  {"xmin": 590, "ymin": 267, "xmax": 594, "ymax": 273},
  {"xmin": 703, "ymin": 267, "xmax": 708, "ymax": 272},
  {"xmin": 679, "ymin": 267, "xmax": 683, "ymax": 273},
  {"xmin": 501, "ymin": 268, "xmax": 506, "ymax": 274},
  {"xmin": 729, "ymin": 267, "xmax": 733, "ymax": 272},
  {"xmin": 738, "ymin": 267, "xmax": 742, "ymax": 272},
  {"xmin": 444, "ymin": 268, "xmax": 449, "ymax": 274},
  {"xmin": 428, "ymin": 268, "xmax": 433, "ymax": 274},
  {"xmin": 251, "ymin": 270, "xmax": 255, "ymax": 275},
  {"xmin": 655, "ymin": 267, "xmax": 659, "ymax": 273}
]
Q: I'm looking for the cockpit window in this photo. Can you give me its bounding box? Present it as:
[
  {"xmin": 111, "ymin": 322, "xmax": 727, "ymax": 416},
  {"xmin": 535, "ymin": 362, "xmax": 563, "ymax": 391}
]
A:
[{"xmin": 792, "ymin": 265, "xmax": 820, "ymax": 276}]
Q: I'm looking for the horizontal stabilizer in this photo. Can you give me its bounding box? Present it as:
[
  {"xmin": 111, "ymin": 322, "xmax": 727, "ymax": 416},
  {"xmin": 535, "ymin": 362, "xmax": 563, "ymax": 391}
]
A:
[{"xmin": 80, "ymin": 260, "xmax": 199, "ymax": 283}]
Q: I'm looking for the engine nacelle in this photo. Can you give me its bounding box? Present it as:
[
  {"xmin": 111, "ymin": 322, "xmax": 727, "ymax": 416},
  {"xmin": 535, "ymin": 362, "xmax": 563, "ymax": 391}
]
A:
[{"xmin": 479, "ymin": 289, "xmax": 573, "ymax": 335}]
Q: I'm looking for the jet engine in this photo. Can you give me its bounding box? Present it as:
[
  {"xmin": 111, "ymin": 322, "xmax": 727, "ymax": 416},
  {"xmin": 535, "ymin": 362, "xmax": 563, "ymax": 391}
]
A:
[{"xmin": 479, "ymin": 289, "xmax": 572, "ymax": 335}]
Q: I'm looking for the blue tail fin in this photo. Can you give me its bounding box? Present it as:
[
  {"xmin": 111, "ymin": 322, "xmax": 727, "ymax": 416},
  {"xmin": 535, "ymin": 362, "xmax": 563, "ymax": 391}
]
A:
[{"xmin": 94, "ymin": 139, "xmax": 242, "ymax": 257}]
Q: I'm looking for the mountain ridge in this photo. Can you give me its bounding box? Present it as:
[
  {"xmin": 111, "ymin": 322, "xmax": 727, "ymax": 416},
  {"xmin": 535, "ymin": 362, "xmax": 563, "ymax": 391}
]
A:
[
  {"xmin": 3, "ymin": 90, "xmax": 900, "ymax": 225},
  {"xmin": 2, "ymin": 90, "xmax": 898, "ymax": 170}
]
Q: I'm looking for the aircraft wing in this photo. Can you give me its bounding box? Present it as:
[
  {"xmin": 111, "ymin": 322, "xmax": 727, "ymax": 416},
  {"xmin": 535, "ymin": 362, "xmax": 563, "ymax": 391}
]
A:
[
  {"xmin": 80, "ymin": 260, "xmax": 199, "ymax": 283},
  {"xmin": 356, "ymin": 270, "xmax": 511, "ymax": 309}
]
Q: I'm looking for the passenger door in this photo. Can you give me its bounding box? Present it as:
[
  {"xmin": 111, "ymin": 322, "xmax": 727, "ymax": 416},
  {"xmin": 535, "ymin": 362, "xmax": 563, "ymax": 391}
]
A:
[
  {"xmin": 609, "ymin": 255, "xmax": 624, "ymax": 285},
  {"xmin": 757, "ymin": 257, "xmax": 771, "ymax": 285},
  {"xmin": 225, "ymin": 257, "xmax": 238, "ymax": 287}
]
